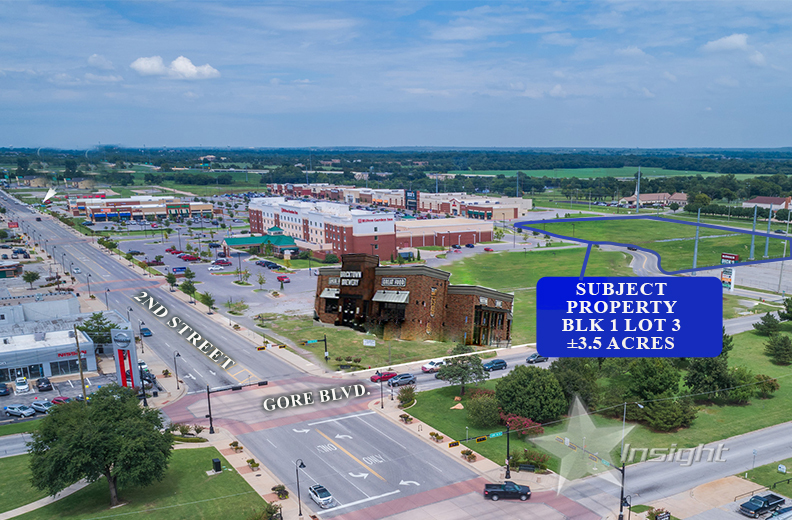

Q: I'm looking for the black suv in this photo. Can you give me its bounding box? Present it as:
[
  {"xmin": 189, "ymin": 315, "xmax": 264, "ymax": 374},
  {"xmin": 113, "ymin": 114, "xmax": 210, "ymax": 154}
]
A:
[
  {"xmin": 36, "ymin": 377, "xmax": 53, "ymax": 391},
  {"xmin": 387, "ymin": 374, "xmax": 417, "ymax": 387}
]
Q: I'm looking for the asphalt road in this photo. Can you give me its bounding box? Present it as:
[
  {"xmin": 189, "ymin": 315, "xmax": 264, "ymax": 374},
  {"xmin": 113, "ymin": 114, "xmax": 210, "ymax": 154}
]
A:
[
  {"xmin": 240, "ymin": 409, "xmax": 479, "ymax": 518},
  {"xmin": 0, "ymin": 433, "xmax": 31, "ymax": 459}
]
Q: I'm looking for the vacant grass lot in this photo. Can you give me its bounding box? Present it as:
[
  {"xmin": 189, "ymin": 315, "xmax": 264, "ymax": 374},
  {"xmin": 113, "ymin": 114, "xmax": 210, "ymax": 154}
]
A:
[
  {"xmin": 0, "ymin": 454, "xmax": 49, "ymax": 513},
  {"xmin": 540, "ymin": 219, "xmax": 791, "ymax": 271},
  {"xmin": 743, "ymin": 455, "xmax": 792, "ymax": 497},
  {"xmin": 15, "ymin": 448, "xmax": 267, "ymax": 520},
  {"xmin": 448, "ymin": 167, "xmax": 760, "ymax": 180},
  {"xmin": 444, "ymin": 247, "xmax": 634, "ymax": 343},
  {"xmin": 722, "ymin": 294, "xmax": 781, "ymax": 320}
]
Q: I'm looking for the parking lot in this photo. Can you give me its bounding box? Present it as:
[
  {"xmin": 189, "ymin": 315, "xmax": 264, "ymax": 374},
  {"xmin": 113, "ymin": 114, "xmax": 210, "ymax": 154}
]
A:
[{"xmin": 1, "ymin": 373, "xmax": 118, "ymax": 422}]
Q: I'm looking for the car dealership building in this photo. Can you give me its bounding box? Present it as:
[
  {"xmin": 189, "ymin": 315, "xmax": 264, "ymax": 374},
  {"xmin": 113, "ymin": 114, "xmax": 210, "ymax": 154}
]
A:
[{"xmin": 314, "ymin": 254, "xmax": 513, "ymax": 346}]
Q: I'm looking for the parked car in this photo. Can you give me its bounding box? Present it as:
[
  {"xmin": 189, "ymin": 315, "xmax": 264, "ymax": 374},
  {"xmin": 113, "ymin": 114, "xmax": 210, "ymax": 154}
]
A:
[
  {"xmin": 739, "ymin": 493, "xmax": 785, "ymax": 517},
  {"xmin": 277, "ymin": 275, "xmax": 290, "ymax": 283},
  {"xmin": 0, "ymin": 383, "xmax": 10, "ymax": 397},
  {"xmin": 208, "ymin": 265, "xmax": 224, "ymax": 271},
  {"xmin": 308, "ymin": 484, "xmax": 335, "ymax": 509},
  {"xmin": 483, "ymin": 481, "xmax": 531, "ymax": 501},
  {"xmin": 387, "ymin": 373, "xmax": 417, "ymax": 387},
  {"xmin": 138, "ymin": 360, "xmax": 149, "ymax": 372},
  {"xmin": 165, "ymin": 248, "xmax": 175, "ymax": 253},
  {"xmin": 51, "ymin": 396, "xmax": 71, "ymax": 405},
  {"xmin": 217, "ymin": 252, "xmax": 227, "ymax": 258},
  {"xmin": 72, "ymin": 267, "xmax": 81, "ymax": 274},
  {"xmin": 151, "ymin": 223, "xmax": 158, "ymax": 228},
  {"xmin": 484, "ymin": 247, "xmax": 494, "ymax": 252},
  {"xmin": 452, "ymin": 244, "xmax": 461, "ymax": 249},
  {"xmin": 128, "ymin": 250, "xmax": 144, "ymax": 256},
  {"xmin": 1, "ymin": 254, "xmax": 7, "ymax": 260},
  {"xmin": 140, "ymin": 327, "xmax": 152, "ymax": 337},
  {"xmin": 182, "ymin": 255, "xmax": 199, "ymax": 261},
  {"xmin": 421, "ymin": 359, "xmax": 445, "ymax": 373},
  {"xmin": 483, "ymin": 359, "xmax": 508, "ymax": 371},
  {"xmin": 4, "ymin": 404, "xmax": 35, "ymax": 417},
  {"xmin": 208, "ymin": 243, "xmax": 221, "ymax": 248},
  {"xmin": 31, "ymin": 401, "xmax": 54, "ymax": 414},
  {"xmin": 170, "ymin": 250, "xmax": 183, "ymax": 255},
  {"xmin": 526, "ymin": 353, "xmax": 548, "ymax": 364},
  {"xmin": 82, "ymin": 221, "xmax": 94, "ymax": 226},
  {"xmin": 213, "ymin": 259, "xmax": 232, "ymax": 266},
  {"xmin": 465, "ymin": 243, "xmax": 475, "ymax": 248},
  {"xmin": 11, "ymin": 253, "xmax": 18, "ymax": 259},
  {"xmin": 370, "ymin": 371, "xmax": 397, "ymax": 383},
  {"xmin": 36, "ymin": 377, "xmax": 53, "ymax": 391},
  {"xmin": 15, "ymin": 377, "xmax": 29, "ymax": 393}
]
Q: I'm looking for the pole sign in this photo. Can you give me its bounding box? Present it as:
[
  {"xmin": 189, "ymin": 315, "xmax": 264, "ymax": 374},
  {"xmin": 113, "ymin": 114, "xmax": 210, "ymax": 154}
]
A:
[
  {"xmin": 721, "ymin": 253, "xmax": 738, "ymax": 292},
  {"xmin": 536, "ymin": 277, "xmax": 723, "ymax": 357},
  {"xmin": 7, "ymin": 221, "xmax": 18, "ymax": 228}
]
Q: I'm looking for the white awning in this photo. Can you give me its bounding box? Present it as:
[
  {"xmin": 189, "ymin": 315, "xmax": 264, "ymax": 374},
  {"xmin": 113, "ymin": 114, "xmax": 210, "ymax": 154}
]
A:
[
  {"xmin": 372, "ymin": 290, "xmax": 410, "ymax": 304},
  {"xmin": 319, "ymin": 288, "xmax": 340, "ymax": 299}
]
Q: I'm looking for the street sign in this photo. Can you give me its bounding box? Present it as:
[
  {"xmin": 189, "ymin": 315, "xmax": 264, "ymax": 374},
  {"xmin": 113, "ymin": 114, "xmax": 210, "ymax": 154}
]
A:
[
  {"xmin": 305, "ymin": 340, "xmax": 319, "ymax": 344},
  {"xmin": 278, "ymin": 344, "xmax": 287, "ymax": 349},
  {"xmin": 448, "ymin": 441, "xmax": 459, "ymax": 448},
  {"xmin": 257, "ymin": 346, "xmax": 267, "ymax": 351},
  {"xmin": 489, "ymin": 431, "xmax": 503, "ymax": 438},
  {"xmin": 475, "ymin": 436, "xmax": 487, "ymax": 443},
  {"xmin": 363, "ymin": 339, "xmax": 376, "ymax": 347}
]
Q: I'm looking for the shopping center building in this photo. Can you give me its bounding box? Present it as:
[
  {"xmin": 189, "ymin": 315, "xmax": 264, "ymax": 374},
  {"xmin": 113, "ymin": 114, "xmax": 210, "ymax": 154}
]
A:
[
  {"xmin": 314, "ymin": 254, "xmax": 513, "ymax": 346},
  {"xmin": 68, "ymin": 195, "xmax": 213, "ymax": 221}
]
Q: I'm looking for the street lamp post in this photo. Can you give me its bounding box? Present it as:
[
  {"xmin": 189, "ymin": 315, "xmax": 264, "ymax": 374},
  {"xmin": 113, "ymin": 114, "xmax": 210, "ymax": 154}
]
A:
[
  {"xmin": 139, "ymin": 362, "xmax": 149, "ymax": 408},
  {"xmin": 177, "ymin": 229, "xmax": 182, "ymax": 250},
  {"xmin": 623, "ymin": 495, "xmax": 632, "ymax": 520},
  {"xmin": 206, "ymin": 384, "xmax": 215, "ymax": 434},
  {"xmin": 619, "ymin": 402, "xmax": 643, "ymax": 520},
  {"xmin": 104, "ymin": 288, "xmax": 110, "ymax": 310},
  {"xmin": 295, "ymin": 459, "xmax": 306, "ymax": 517},
  {"xmin": 505, "ymin": 424, "xmax": 511, "ymax": 479},
  {"xmin": 138, "ymin": 320, "xmax": 145, "ymax": 354},
  {"xmin": 173, "ymin": 351, "xmax": 181, "ymax": 390},
  {"xmin": 86, "ymin": 274, "xmax": 92, "ymax": 297}
]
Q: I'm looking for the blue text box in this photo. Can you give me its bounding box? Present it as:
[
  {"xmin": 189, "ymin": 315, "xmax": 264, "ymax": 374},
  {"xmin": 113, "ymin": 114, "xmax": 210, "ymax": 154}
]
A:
[{"xmin": 537, "ymin": 276, "xmax": 722, "ymax": 358}]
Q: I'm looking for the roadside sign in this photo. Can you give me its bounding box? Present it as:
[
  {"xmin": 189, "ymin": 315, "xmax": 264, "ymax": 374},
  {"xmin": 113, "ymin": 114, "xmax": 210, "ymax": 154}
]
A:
[
  {"xmin": 8, "ymin": 221, "xmax": 18, "ymax": 228},
  {"xmin": 721, "ymin": 253, "xmax": 739, "ymax": 264},
  {"xmin": 257, "ymin": 346, "xmax": 267, "ymax": 351},
  {"xmin": 448, "ymin": 441, "xmax": 459, "ymax": 448},
  {"xmin": 304, "ymin": 339, "xmax": 319, "ymax": 344},
  {"xmin": 489, "ymin": 431, "xmax": 503, "ymax": 438},
  {"xmin": 475, "ymin": 436, "xmax": 487, "ymax": 443},
  {"xmin": 655, "ymin": 513, "xmax": 670, "ymax": 520},
  {"xmin": 780, "ymin": 464, "xmax": 787, "ymax": 474},
  {"xmin": 363, "ymin": 339, "xmax": 376, "ymax": 347}
]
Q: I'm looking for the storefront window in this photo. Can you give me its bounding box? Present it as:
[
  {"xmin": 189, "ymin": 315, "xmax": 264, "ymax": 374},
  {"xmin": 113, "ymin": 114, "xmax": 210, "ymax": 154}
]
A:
[
  {"xmin": 325, "ymin": 299, "xmax": 339, "ymax": 314},
  {"xmin": 49, "ymin": 359, "xmax": 87, "ymax": 376}
]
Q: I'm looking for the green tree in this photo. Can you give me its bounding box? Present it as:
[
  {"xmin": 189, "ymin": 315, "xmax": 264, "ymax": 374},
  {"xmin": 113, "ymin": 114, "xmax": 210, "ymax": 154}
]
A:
[
  {"xmin": 257, "ymin": 272, "xmax": 266, "ymax": 290},
  {"xmin": 755, "ymin": 374, "xmax": 780, "ymax": 398},
  {"xmin": 124, "ymin": 253, "xmax": 133, "ymax": 265},
  {"xmin": 246, "ymin": 502, "xmax": 283, "ymax": 520},
  {"xmin": 77, "ymin": 312, "xmax": 118, "ymax": 348},
  {"xmin": 22, "ymin": 270, "xmax": 40, "ymax": 289},
  {"xmin": 241, "ymin": 269, "xmax": 252, "ymax": 284},
  {"xmin": 685, "ymin": 329, "xmax": 734, "ymax": 399},
  {"xmin": 668, "ymin": 202, "xmax": 680, "ymax": 213},
  {"xmin": 643, "ymin": 392, "xmax": 697, "ymax": 432},
  {"xmin": 324, "ymin": 254, "xmax": 339, "ymax": 264},
  {"xmin": 165, "ymin": 272, "xmax": 177, "ymax": 291},
  {"xmin": 549, "ymin": 358, "xmax": 599, "ymax": 409},
  {"xmin": 628, "ymin": 358, "xmax": 681, "ymax": 401},
  {"xmin": 466, "ymin": 394, "xmax": 501, "ymax": 428},
  {"xmin": 727, "ymin": 366, "xmax": 757, "ymax": 404},
  {"xmin": 284, "ymin": 258, "xmax": 291, "ymax": 269},
  {"xmin": 496, "ymin": 366, "xmax": 567, "ymax": 423},
  {"xmin": 154, "ymin": 255, "xmax": 163, "ymax": 263},
  {"xmin": 693, "ymin": 193, "xmax": 712, "ymax": 206},
  {"xmin": 200, "ymin": 291, "xmax": 215, "ymax": 313},
  {"xmin": 778, "ymin": 297, "xmax": 792, "ymax": 322},
  {"xmin": 181, "ymin": 280, "xmax": 196, "ymax": 303},
  {"xmin": 0, "ymin": 229, "xmax": 7, "ymax": 239},
  {"xmin": 28, "ymin": 385, "xmax": 173, "ymax": 507},
  {"xmin": 184, "ymin": 267, "xmax": 196, "ymax": 281},
  {"xmin": 753, "ymin": 312, "xmax": 780, "ymax": 336},
  {"xmin": 436, "ymin": 344, "xmax": 489, "ymax": 396},
  {"xmin": 494, "ymin": 228, "xmax": 505, "ymax": 240},
  {"xmin": 264, "ymin": 241, "xmax": 274, "ymax": 257},
  {"xmin": 764, "ymin": 333, "xmax": 792, "ymax": 364}
]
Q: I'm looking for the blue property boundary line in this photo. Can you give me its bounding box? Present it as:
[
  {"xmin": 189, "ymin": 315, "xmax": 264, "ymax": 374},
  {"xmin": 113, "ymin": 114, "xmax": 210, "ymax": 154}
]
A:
[{"xmin": 514, "ymin": 215, "xmax": 792, "ymax": 276}]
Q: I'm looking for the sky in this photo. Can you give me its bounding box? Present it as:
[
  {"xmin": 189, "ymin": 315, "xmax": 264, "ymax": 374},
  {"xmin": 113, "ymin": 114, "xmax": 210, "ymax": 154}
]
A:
[{"xmin": 1, "ymin": 1, "xmax": 791, "ymax": 149}]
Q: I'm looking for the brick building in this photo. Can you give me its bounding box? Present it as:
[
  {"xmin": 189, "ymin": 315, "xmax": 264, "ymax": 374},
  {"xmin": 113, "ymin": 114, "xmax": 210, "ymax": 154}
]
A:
[{"xmin": 315, "ymin": 254, "xmax": 513, "ymax": 346}]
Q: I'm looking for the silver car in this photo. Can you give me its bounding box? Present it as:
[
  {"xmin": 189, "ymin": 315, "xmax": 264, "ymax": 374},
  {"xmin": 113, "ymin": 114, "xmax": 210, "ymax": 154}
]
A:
[
  {"xmin": 15, "ymin": 377, "xmax": 29, "ymax": 393},
  {"xmin": 31, "ymin": 401, "xmax": 54, "ymax": 414},
  {"xmin": 4, "ymin": 404, "xmax": 35, "ymax": 417},
  {"xmin": 308, "ymin": 484, "xmax": 335, "ymax": 509}
]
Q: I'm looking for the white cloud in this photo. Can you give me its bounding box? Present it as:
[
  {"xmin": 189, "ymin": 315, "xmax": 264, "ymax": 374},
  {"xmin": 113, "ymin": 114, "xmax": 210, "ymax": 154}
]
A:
[
  {"xmin": 642, "ymin": 87, "xmax": 655, "ymax": 98},
  {"xmin": 130, "ymin": 56, "xmax": 219, "ymax": 80},
  {"xmin": 749, "ymin": 51, "xmax": 766, "ymax": 66},
  {"xmin": 663, "ymin": 71, "xmax": 677, "ymax": 82},
  {"xmin": 542, "ymin": 33, "xmax": 576, "ymax": 46},
  {"xmin": 615, "ymin": 46, "xmax": 646, "ymax": 57},
  {"xmin": 702, "ymin": 33, "xmax": 749, "ymax": 52},
  {"xmin": 87, "ymin": 54, "xmax": 114, "ymax": 70},
  {"xmin": 85, "ymin": 73, "xmax": 123, "ymax": 83},
  {"xmin": 549, "ymin": 84, "xmax": 566, "ymax": 98}
]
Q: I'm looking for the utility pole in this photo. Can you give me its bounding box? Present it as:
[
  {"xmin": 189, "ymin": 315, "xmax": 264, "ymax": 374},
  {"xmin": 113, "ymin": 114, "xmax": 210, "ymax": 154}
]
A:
[
  {"xmin": 635, "ymin": 166, "xmax": 641, "ymax": 214},
  {"xmin": 692, "ymin": 208, "xmax": 701, "ymax": 275},
  {"xmin": 765, "ymin": 204, "xmax": 773, "ymax": 258},
  {"xmin": 73, "ymin": 325, "xmax": 87, "ymax": 402},
  {"xmin": 750, "ymin": 205, "xmax": 758, "ymax": 260}
]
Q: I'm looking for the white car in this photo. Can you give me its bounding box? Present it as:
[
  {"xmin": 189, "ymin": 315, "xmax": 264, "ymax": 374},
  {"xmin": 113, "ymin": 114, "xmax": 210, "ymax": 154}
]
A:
[
  {"xmin": 208, "ymin": 265, "xmax": 224, "ymax": 272},
  {"xmin": 73, "ymin": 267, "xmax": 81, "ymax": 274},
  {"xmin": 308, "ymin": 484, "xmax": 335, "ymax": 508},
  {"xmin": 421, "ymin": 359, "xmax": 445, "ymax": 373},
  {"xmin": 15, "ymin": 377, "xmax": 29, "ymax": 393},
  {"xmin": 138, "ymin": 360, "xmax": 149, "ymax": 372}
]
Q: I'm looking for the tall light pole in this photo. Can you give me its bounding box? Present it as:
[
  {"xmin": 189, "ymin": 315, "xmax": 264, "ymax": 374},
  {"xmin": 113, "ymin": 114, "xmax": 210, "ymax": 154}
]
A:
[
  {"xmin": 295, "ymin": 459, "xmax": 306, "ymax": 517},
  {"xmin": 619, "ymin": 402, "xmax": 643, "ymax": 520},
  {"xmin": 86, "ymin": 274, "xmax": 92, "ymax": 297},
  {"xmin": 138, "ymin": 320, "xmax": 145, "ymax": 354},
  {"xmin": 104, "ymin": 288, "xmax": 110, "ymax": 310},
  {"xmin": 173, "ymin": 351, "xmax": 181, "ymax": 390}
]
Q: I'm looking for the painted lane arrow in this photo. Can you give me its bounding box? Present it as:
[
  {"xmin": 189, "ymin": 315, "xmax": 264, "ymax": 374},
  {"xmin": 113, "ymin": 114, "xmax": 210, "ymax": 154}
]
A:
[
  {"xmin": 292, "ymin": 429, "xmax": 310, "ymax": 433},
  {"xmin": 399, "ymin": 480, "xmax": 420, "ymax": 486},
  {"xmin": 335, "ymin": 434, "xmax": 352, "ymax": 439},
  {"xmin": 349, "ymin": 473, "xmax": 369, "ymax": 479}
]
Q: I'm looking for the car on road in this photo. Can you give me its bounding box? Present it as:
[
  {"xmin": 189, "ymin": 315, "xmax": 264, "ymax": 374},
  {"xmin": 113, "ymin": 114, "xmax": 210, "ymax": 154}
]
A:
[
  {"xmin": 775, "ymin": 229, "xmax": 787, "ymax": 234},
  {"xmin": 308, "ymin": 484, "xmax": 335, "ymax": 508},
  {"xmin": 0, "ymin": 383, "xmax": 10, "ymax": 397},
  {"xmin": 483, "ymin": 359, "xmax": 507, "ymax": 372},
  {"xmin": 277, "ymin": 275, "xmax": 290, "ymax": 283},
  {"xmin": 465, "ymin": 243, "xmax": 475, "ymax": 248},
  {"xmin": 15, "ymin": 377, "xmax": 29, "ymax": 393},
  {"xmin": 36, "ymin": 377, "xmax": 53, "ymax": 391},
  {"xmin": 51, "ymin": 396, "xmax": 71, "ymax": 405},
  {"xmin": 421, "ymin": 359, "xmax": 445, "ymax": 373},
  {"xmin": 208, "ymin": 265, "xmax": 224, "ymax": 271},
  {"xmin": 526, "ymin": 353, "xmax": 548, "ymax": 364},
  {"xmin": 370, "ymin": 371, "xmax": 397, "ymax": 383},
  {"xmin": 484, "ymin": 247, "xmax": 494, "ymax": 252},
  {"xmin": 627, "ymin": 246, "xmax": 638, "ymax": 251},
  {"xmin": 4, "ymin": 404, "xmax": 35, "ymax": 417},
  {"xmin": 387, "ymin": 373, "xmax": 417, "ymax": 387},
  {"xmin": 31, "ymin": 400, "xmax": 54, "ymax": 414},
  {"xmin": 128, "ymin": 250, "xmax": 144, "ymax": 256},
  {"xmin": 483, "ymin": 481, "xmax": 531, "ymax": 501},
  {"xmin": 72, "ymin": 267, "xmax": 81, "ymax": 274},
  {"xmin": 140, "ymin": 327, "xmax": 152, "ymax": 337},
  {"xmin": 35, "ymin": 217, "xmax": 42, "ymax": 221}
]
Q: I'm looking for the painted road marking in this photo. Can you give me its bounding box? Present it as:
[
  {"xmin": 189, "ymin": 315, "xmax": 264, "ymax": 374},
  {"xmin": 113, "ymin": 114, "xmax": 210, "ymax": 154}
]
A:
[
  {"xmin": 308, "ymin": 411, "xmax": 375, "ymax": 426},
  {"xmin": 316, "ymin": 490, "xmax": 401, "ymax": 515},
  {"xmin": 315, "ymin": 429, "xmax": 386, "ymax": 481}
]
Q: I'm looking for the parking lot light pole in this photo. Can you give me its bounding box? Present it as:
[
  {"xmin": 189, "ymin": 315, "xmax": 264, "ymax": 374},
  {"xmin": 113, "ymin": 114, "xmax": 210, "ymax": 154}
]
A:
[
  {"xmin": 295, "ymin": 459, "xmax": 306, "ymax": 517},
  {"xmin": 86, "ymin": 274, "xmax": 92, "ymax": 297}
]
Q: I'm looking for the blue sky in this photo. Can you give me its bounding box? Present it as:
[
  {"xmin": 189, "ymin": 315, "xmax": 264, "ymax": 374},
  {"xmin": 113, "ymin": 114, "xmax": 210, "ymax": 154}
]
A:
[{"xmin": 1, "ymin": 1, "xmax": 790, "ymax": 149}]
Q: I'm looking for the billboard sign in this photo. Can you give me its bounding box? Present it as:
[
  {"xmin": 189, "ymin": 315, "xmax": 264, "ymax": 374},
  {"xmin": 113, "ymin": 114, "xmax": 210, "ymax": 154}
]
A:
[
  {"xmin": 7, "ymin": 221, "xmax": 18, "ymax": 228},
  {"xmin": 721, "ymin": 253, "xmax": 739, "ymax": 264}
]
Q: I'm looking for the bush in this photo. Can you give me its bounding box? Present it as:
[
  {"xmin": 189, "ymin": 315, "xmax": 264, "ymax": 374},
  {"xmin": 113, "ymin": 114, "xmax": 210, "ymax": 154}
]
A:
[
  {"xmin": 469, "ymin": 388, "xmax": 495, "ymax": 399},
  {"xmin": 324, "ymin": 254, "xmax": 339, "ymax": 264},
  {"xmin": 335, "ymin": 356, "xmax": 343, "ymax": 362},
  {"xmin": 345, "ymin": 356, "xmax": 353, "ymax": 362},
  {"xmin": 353, "ymin": 357, "xmax": 361, "ymax": 363},
  {"xmin": 178, "ymin": 423, "xmax": 191, "ymax": 436},
  {"xmin": 193, "ymin": 424, "xmax": 205, "ymax": 435},
  {"xmin": 271, "ymin": 484, "xmax": 288, "ymax": 499},
  {"xmin": 466, "ymin": 395, "xmax": 500, "ymax": 428},
  {"xmin": 397, "ymin": 385, "xmax": 416, "ymax": 407}
]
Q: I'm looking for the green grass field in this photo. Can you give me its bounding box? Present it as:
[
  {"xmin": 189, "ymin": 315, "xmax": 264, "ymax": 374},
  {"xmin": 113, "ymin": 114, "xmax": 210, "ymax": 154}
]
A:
[
  {"xmin": 0, "ymin": 420, "xmax": 40, "ymax": 438},
  {"xmin": 449, "ymin": 167, "xmax": 760, "ymax": 180},
  {"xmin": 14, "ymin": 448, "xmax": 267, "ymax": 520},
  {"xmin": 539, "ymin": 219, "xmax": 791, "ymax": 271},
  {"xmin": 0, "ymin": 454, "xmax": 50, "ymax": 514},
  {"xmin": 722, "ymin": 294, "xmax": 781, "ymax": 320},
  {"xmin": 743, "ymin": 455, "xmax": 792, "ymax": 498}
]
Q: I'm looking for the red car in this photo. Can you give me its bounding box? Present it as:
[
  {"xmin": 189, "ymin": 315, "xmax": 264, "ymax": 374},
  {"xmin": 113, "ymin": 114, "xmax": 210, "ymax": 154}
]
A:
[
  {"xmin": 51, "ymin": 396, "xmax": 71, "ymax": 405},
  {"xmin": 213, "ymin": 259, "xmax": 232, "ymax": 266},
  {"xmin": 484, "ymin": 247, "xmax": 494, "ymax": 252},
  {"xmin": 165, "ymin": 248, "xmax": 175, "ymax": 253},
  {"xmin": 170, "ymin": 250, "xmax": 183, "ymax": 255},
  {"xmin": 370, "ymin": 371, "xmax": 397, "ymax": 383},
  {"xmin": 151, "ymin": 223, "xmax": 158, "ymax": 228},
  {"xmin": 277, "ymin": 275, "xmax": 290, "ymax": 283},
  {"xmin": 182, "ymin": 255, "xmax": 199, "ymax": 261}
]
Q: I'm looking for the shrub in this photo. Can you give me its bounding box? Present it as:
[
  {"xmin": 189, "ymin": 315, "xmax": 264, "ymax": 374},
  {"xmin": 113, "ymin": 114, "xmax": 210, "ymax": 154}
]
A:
[
  {"xmin": 193, "ymin": 424, "xmax": 205, "ymax": 435},
  {"xmin": 499, "ymin": 412, "xmax": 544, "ymax": 438},
  {"xmin": 178, "ymin": 423, "xmax": 192, "ymax": 436},
  {"xmin": 521, "ymin": 449, "xmax": 551, "ymax": 470},
  {"xmin": 345, "ymin": 356, "xmax": 353, "ymax": 362},
  {"xmin": 467, "ymin": 395, "xmax": 500, "ymax": 428},
  {"xmin": 469, "ymin": 388, "xmax": 495, "ymax": 399},
  {"xmin": 397, "ymin": 385, "xmax": 416, "ymax": 406},
  {"xmin": 271, "ymin": 484, "xmax": 288, "ymax": 499},
  {"xmin": 353, "ymin": 357, "xmax": 361, "ymax": 363},
  {"xmin": 335, "ymin": 356, "xmax": 343, "ymax": 362}
]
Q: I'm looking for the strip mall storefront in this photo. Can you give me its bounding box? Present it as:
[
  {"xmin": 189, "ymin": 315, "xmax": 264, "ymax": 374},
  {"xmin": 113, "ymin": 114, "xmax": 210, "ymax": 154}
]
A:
[{"xmin": 315, "ymin": 254, "xmax": 513, "ymax": 345}]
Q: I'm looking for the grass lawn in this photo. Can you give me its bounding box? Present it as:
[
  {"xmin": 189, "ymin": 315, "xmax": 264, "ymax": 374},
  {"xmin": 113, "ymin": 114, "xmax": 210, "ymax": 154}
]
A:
[
  {"xmin": 417, "ymin": 246, "xmax": 446, "ymax": 251},
  {"xmin": 257, "ymin": 314, "xmax": 473, "ymax": 369},
  {"xmin": 0, "ymin": 454, "xmax": 49, "ymax": 513},
  {"xmin": 443, "ymin": 247, "xmax": 634, "ymax": 343},
  {"xmin": 722, "ymin": 294, "xmax": 781, "ymax": 320},
  {"xmin": 539, "ymin": 219, "xmax": 791, "ymax": 271},
  {"xmin": 15, "ymin": 448, "xmax": 267, "ymax": 520},
  {"xmin": 743, "ymin": 455, "xmax": 792, "ymax": 497},
  {"xmin": 0, "ymin": 420, "xmax": 40, "ymax": 437}
]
